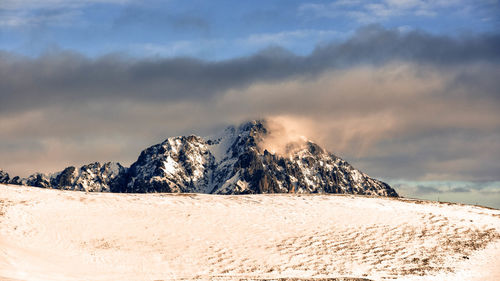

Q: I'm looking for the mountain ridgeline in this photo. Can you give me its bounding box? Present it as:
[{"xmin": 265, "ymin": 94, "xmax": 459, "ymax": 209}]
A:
[{"xmin": 0, "ymin": 120, "xmax": 398, "ymax": 196}]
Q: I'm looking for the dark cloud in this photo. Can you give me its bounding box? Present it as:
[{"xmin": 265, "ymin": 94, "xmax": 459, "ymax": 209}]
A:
[
  {"xmin": 312, "ymin": 25, "xmax": 500, "ymax": 66},
  {"xmin": 450, "ymin": 187, "xmax": 470, "ymax": 193},
  {"xmin": 356, "ymin": 130, "xmax": 500, "ymax": 181},
  {"xmin": 0, "ymin": 49, "xmax": 299, "ymax": 113},
  {"xmin": 1, "ymin": 25, "xmax": 499, "ymax": 114},
  {"xmin": 0, "ymin": 26, "xmax": 499, "ymax": 184},
  {"xmin": 415, "ymin": 185, "xmax": 443, "ymax": 195}
]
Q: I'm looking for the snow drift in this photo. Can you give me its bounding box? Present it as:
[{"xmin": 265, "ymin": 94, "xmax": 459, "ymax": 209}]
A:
[{"xmin": 0, "ymin": 184, "xmax": 499, "ymax": 280}]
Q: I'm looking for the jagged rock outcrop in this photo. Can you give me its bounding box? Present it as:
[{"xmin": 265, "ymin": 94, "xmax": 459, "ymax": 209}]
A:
[
  {"xmin": 125, "ymin": 135, "xmax": 216, "ymax": 193},
  {"xmin": 0, "ymin": 170, "xmax": 9, "ymax": 184},
  {"xmin": 1, "ymin": 120, "xmax": 397, "ymax": 197},
  {"xmin": 1, "ymin": 163, "xmax": 127, "ymax": 192},
  {"xmin": 80, "ymin": 162, "xmax": 128, "ymax": 192},
  {"xmin": 119, "ymin": 120, "xmax": 398, "ymax": 196}
]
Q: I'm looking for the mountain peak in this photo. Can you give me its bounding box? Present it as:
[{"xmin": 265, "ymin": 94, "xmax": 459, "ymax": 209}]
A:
[
  {"xmin": 238, "ymin": 119, "xmax": 267, "ymax": 131},
  {"xmin": 1, "ymin": 120, "xmax": 398, "ymax": 197},
  {"xmin": 123, "ymin": 120, "xmax": 397, "ymax": 196}
]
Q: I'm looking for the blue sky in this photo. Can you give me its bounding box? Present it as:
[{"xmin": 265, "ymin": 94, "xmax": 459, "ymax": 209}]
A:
[
  {"xmin": 1, "ymin": 0, "xmax": 499, "ymax": 59},
  {"xmin": 1, "ymin": 1, "xmax": 500, "ymax": 208}
]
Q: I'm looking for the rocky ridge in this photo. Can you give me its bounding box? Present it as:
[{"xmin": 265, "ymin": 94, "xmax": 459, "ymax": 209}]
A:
[
  {"xmin": 1, "ymin": 163, "xmax": 127, "ymax": 192},
  {"xmin": 0, "ymin": 120, "xmax": 398, "ymax": 196}
]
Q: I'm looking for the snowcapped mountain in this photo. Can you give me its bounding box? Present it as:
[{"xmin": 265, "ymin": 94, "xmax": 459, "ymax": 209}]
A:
[
  {"xmin": 1, "ymin": 162, "xmax": 127, "ymax": 192},
  {"xmin": 0, "ymin": 120, "xmax": 397, "ymax": 196}
]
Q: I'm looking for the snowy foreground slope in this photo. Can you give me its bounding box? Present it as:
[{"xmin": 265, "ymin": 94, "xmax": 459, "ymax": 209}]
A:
[{"xmin": 1, "ymin": 184, "xmax": 499, "ymax": 281}]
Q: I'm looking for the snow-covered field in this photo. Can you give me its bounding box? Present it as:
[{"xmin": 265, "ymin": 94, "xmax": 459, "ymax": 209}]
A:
[{"xmin": 1, "ymin": 184, "xmax": 499, "ymax": 281}]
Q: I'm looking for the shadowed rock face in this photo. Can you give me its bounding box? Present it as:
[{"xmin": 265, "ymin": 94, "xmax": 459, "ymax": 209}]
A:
[
  {"xmin": 1, "ymin": 120, "xmax": 397, "ymax": 196},
  {"xmin": 0, "ymin": 170, "xmax": 10, "ymax": 184},
  {"xmin": 121, "ymin": 120, "xmax": 397, "ymax": 196},
  {"xmin": 1, "ymin": 163, "xmax": 127, "ymax": 192}
]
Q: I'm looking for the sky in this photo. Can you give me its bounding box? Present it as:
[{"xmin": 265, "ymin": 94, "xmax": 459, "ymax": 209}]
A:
[{"xmin": 0, "ymin": 0, "xmax": 499, "ymax": 208}]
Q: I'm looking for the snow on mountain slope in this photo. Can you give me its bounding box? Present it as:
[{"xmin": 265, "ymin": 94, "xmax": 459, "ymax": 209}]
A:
[
  {"xmin": 125, "ymin": 135, "xmax": 216, "ymax": 193},
  {"xmin": 1, "ymin": 162, "xmax": 127, "ymax": 192},
  {"xmin": 1, "ymin": 184, "xmax": 499, "ymax": 281},
  {"xmin": 0, "ymin": 120, "xmax": 397, "ymax": 196},
  {"xmin": 123, "ymin": 120, "xmax": 398, "ymax": 196}
]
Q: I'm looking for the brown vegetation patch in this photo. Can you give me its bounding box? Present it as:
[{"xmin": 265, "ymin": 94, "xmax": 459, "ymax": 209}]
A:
[
  {"xmin": 272, "ymin": 214, "xmax": 500, "ymax": 277},
  {"xmin": 81, "ymin": 238, "xmax": 119, "ymax": 250},
  {"xmin": 205, "ymin": 276, "xmax": 373, "ymax": 281},
  {"xmin": 0, "ymin": 199, "xmax": 4, "ymax": 216}
]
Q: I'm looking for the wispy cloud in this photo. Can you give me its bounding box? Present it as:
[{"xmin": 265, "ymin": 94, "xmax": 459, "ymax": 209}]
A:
[
  {"xmin": 0, "ymin": 8, "xmax": 83, "ymax": 27},
  {"xmin": 389, "ymin": 180, "xmax": 500, "ymax": 208},
  {"xmin": 239, "ymin": 29, "xmax": 343, "ymax": 48},
  {"xmin": 0, "ymin": 0, "xmax": 133, "ymax": 27},
  {"xmin": 298, "ymin": 0, "xmax": 494, "ymax": 23},
  {"xmin": 0, "ymin": 0, "xmax": 132, "ymax": 10},
  {"xmin": 392, "ymin": 180, "xmax": 500, "ymax": 194},
  {"xmin": 130, "ymin": 40, "xmax": 224, "ymax": 58},
  {"xmin": 112, "ymin": 2, "xmax": 211, "ymax": 34},
  {"xmin": 126, "ymin": 29, "xmax": 346, "ymax": 59}
]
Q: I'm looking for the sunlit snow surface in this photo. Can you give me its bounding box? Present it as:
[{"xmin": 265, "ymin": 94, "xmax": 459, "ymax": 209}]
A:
[{"xmin": 1, "ymin": 184, "xmax": 499, "ymax": 281}]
